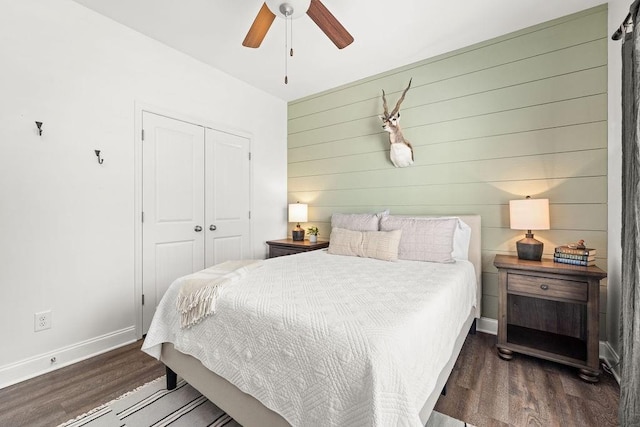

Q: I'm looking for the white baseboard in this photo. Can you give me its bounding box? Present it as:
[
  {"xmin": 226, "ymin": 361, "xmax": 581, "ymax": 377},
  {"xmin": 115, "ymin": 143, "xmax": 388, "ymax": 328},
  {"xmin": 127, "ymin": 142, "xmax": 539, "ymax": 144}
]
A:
[
  {"xmin": 476, "ymin": 317, "xmax": 620, "ymax": 383},
  {"xmin": 600, "ymin": 341, "xmax": 621, "ymax": 384},
  {"xmin": 477, "ymin": 316, "xmax": 498, "ymax": 334},
  {"xmin": 0, "ymin": 327, "xmax": 137, "ymax": 389}
]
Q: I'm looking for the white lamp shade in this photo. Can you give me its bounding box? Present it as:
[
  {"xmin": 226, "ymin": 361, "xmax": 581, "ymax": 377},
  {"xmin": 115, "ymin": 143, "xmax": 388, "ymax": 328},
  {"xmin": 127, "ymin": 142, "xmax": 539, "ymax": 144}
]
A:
[
  {"xmin": 509, "ymin": 198, "xmax": 550, "ymax": 230},
  {"xmin": 288, "ymin": 203, "xmax": 308, "ymax": 223}
]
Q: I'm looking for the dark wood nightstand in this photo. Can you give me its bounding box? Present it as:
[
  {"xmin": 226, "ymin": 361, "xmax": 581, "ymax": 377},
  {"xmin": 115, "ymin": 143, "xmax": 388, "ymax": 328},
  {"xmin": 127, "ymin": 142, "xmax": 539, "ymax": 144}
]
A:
[
  {"xmin": 266, "ymin": 238, "xmax": 329, "ymax": 259},
  {"xmin": 493, "ymin": 254, "xmax": 607, "ymax": 382}
]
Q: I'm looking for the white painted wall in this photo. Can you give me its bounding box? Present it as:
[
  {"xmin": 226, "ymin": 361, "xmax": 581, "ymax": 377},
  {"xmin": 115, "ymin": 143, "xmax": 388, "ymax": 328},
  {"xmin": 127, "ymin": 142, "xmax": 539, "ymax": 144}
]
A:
[{"xmin": 0, "ymin": 0, "xmax": 287, "ymax": 387}]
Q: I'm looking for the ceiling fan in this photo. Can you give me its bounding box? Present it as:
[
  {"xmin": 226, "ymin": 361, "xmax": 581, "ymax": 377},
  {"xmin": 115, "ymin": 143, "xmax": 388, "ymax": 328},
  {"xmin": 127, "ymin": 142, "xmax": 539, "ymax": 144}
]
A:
[{"xmin": 242, "ymin": 0, "xmax": 354, "ymax": 50}]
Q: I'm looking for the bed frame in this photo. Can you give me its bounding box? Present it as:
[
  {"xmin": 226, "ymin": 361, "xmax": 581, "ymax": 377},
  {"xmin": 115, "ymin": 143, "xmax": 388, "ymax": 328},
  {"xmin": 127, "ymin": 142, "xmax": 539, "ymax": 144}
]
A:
[{"xmin": 159, "ymin": 215, "xmax": 482, "ymax": 426}]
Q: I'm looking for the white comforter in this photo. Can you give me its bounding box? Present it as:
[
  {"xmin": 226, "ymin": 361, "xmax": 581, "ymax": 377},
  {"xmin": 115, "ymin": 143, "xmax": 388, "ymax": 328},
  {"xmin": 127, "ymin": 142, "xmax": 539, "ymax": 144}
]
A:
[{"xmin": 142, "ymin": 249, "xmax": 476, "ymax": 427}]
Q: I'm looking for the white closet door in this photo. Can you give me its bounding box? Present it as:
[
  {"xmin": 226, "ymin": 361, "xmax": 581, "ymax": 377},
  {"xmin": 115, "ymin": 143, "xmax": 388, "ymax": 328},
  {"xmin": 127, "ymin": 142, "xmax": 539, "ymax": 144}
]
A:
[
  {"xmin": 142, "ymin": 112, "xmax": 205, "ymax": 333},
  {"xmin": 205, "ymin": 129, "xmax": 252, "ymax": 267}
]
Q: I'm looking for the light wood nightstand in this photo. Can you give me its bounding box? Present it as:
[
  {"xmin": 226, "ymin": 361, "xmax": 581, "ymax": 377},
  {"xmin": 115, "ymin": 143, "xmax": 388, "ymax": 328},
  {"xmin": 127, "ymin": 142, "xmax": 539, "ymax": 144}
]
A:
[
  {"xmin": 266, "ymin": 238, "xmax": 329, "ymax": 259},
  {"xmin": 493, "ymin": 254, "xmax": 607, "ymax": 382}
]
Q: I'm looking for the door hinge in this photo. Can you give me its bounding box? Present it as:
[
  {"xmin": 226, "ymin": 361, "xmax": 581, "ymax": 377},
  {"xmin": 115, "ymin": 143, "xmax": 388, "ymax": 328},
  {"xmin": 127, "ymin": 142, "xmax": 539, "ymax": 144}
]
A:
[
  {"xmin": 142, "ymin": 294, "xmax": 145, "ymax": 305},
  {"xmin": 248, "ymin": 152, "xmax": 252, "ymax": 160},
  {"xmin": 142, "ymin": 211, "xmax": 145, "ymax": 223},
  {"xmin": 248, "ymin": 211, "xmax": 251, "ymax": 219},
  {"xmin": 141, "ymin": 129, "xmax": 145, "ymax": 141}
]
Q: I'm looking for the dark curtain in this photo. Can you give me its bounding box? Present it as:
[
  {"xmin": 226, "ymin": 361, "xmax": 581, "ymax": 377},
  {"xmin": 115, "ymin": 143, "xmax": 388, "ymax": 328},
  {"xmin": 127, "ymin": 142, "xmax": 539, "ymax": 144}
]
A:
[{"xmin": 620, "ymin": 1, "xmax": 640, "ymax": 425}]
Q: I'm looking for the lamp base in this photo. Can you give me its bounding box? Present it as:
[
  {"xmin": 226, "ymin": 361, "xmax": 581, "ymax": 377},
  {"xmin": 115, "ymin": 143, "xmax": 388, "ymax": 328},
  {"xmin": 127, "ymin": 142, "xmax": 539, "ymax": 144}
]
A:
[
  {"xmin": 292, "ymin": 229, "xmax": 305, "ymax": 241},
  {"xmin": 516, "ymin": 234, "xmax": 543, "ymax": 261}
]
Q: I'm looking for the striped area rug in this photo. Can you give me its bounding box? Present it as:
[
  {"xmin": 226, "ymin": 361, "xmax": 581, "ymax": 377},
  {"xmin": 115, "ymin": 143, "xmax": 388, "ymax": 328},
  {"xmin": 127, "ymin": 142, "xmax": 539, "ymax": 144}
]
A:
[
  {"xmin": 59, "ymin": 376, "xmax": 471, "ymax": 427},
  {"xmin": 59, "ymin": 377, "xmax": 238, "ymax": 427}
]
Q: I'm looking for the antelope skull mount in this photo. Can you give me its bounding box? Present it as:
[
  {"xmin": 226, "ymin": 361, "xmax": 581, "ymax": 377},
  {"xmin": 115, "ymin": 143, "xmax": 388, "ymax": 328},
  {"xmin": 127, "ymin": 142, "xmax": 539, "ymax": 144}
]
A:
[{"xmin": 379, "ymin": 79, "xmax": 414, "ymax": 168}]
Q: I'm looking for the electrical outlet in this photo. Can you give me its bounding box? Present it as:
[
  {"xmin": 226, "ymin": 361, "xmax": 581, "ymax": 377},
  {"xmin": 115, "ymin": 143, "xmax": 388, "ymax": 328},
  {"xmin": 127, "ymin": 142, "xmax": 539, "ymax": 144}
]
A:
[{"xmin": 34, "ymin": 310, "xmax": 52, "ymax": 332}]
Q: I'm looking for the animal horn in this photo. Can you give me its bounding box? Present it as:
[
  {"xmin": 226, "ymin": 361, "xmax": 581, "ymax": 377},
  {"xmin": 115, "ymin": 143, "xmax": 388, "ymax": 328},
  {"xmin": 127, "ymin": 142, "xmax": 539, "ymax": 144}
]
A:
[
  {"xmin": 382, "ymin": 89, "xmax": 389, "ymax": 118},
  {"xmin": 389, "ymin": 78, "xmax": 412, "ymax": 118}
]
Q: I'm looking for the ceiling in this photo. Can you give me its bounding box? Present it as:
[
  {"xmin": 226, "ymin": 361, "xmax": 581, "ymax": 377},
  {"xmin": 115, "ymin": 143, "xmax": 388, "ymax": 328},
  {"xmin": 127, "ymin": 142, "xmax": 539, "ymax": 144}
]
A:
[{"xmin": 70, "ymin": 0, "xmax": 606, "ymax": 102}]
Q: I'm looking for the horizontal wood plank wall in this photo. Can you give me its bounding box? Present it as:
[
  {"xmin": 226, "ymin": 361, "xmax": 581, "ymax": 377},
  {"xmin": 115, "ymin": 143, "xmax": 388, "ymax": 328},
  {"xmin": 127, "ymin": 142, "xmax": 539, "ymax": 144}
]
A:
[{"xmin": 287, "ymin": 6, "xmax": 607, "ymax": 333}]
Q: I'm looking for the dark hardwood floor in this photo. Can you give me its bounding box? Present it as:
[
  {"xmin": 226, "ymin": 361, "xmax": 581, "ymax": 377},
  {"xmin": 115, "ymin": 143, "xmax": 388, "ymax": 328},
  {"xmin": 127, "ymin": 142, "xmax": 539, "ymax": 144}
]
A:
[
  {"xmin": 0, "ymin": 340, "xmax": 165, "ymax": 427},
  {"xmin": 435, "ymin": 332, "xmax": 620, "ymax": 426},
  {"xmin": 0, "ymin": 333, "xmax": 619, "ymax": 427}
]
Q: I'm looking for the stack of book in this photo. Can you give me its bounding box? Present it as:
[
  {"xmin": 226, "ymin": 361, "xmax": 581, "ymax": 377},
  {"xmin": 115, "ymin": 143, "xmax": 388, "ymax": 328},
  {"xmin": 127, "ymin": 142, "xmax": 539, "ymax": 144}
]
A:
[{"xmin": 553, "ymin": 245, "xmax": 596, "ymax": 266}]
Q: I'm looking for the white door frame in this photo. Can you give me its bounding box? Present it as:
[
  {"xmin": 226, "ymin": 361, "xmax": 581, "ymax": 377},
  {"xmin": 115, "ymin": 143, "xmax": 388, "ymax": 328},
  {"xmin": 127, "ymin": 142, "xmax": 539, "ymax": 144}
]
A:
[{"xmin": 133, "ymin": 102, "xmax": 253, "ymax": 338}]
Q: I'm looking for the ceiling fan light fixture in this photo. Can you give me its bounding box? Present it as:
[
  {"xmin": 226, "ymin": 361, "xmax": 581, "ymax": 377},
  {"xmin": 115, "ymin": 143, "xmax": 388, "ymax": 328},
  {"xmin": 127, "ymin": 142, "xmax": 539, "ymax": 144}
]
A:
[
  {"xmin": 265, "ymin": 0, "xmax": 310, "ymax": 19},
  {"xmin": 243, "ymin": 0, "xmax": 354, "ymax": 60}
]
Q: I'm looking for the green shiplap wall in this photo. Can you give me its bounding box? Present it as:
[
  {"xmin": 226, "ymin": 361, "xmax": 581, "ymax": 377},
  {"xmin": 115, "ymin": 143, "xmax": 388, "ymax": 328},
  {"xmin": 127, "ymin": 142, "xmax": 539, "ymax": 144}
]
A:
[{"xmin": 287, "ymin": 6, "xmax": 607, "ymax": 328}]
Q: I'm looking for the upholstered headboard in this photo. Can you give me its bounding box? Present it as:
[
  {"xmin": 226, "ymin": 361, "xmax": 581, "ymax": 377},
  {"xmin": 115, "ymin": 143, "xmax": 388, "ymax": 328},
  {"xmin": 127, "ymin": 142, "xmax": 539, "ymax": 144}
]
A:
[{"xmin": 455, "ymin": 215, "xmax": 482, "ymax": 318}]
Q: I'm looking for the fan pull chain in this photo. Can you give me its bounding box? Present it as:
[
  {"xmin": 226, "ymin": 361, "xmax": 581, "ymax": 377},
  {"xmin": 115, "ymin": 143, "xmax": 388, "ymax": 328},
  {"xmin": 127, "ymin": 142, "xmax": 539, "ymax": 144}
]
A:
[
  {"xmin": 284, "ymin": 13, "xmax": 289, "ymax": 84},
  {"xmin": 290, "ymin": 15, "xmax": 294, "ymax": 57}
]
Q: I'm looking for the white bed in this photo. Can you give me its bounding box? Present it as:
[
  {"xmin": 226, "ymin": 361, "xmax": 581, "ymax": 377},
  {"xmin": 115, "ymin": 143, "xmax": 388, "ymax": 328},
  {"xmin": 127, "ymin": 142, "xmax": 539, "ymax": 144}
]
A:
[{"xmin": 142, "ymin": 215, "xmax": 482, "ymax": 427}]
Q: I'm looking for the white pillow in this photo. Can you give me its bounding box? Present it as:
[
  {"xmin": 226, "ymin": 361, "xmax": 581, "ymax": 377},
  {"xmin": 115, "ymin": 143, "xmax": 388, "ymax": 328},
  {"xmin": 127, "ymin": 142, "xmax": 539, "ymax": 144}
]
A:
[
  {"xmin": 452, "ymin": 218, "xmax": 471, "ymax": 260},
  {"xmin": 331, "ymin": 210, "xmax": 389, "ymax": 231},
  {"xmin": 378, "ymin": 215, "xmax": 471, "ymax": 260},
  {"xmin": 327, "ymin": 228, "xmax": 364, "ymax": 257},
  {"xmin": 328, "ymin": 227, "xmax": 402, "ymax": 261},
  {"xmin": 361, "ymin": 229, "xmax": 402, "ymax": 261},
  {"xmin": 379, "ymin": 216, "xmax": 458, "ymax": 263}
]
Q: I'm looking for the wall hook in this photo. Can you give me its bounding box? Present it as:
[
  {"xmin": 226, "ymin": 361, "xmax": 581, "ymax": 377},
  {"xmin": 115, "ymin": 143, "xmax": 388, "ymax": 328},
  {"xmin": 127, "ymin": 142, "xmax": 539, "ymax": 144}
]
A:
[
  {"xmin": 35, "ymin": 121, "xmax": 43, "ymax": 136},
  {"xmin": 94, "ymin": 150, "xmax": 104, "ymax": 165}
]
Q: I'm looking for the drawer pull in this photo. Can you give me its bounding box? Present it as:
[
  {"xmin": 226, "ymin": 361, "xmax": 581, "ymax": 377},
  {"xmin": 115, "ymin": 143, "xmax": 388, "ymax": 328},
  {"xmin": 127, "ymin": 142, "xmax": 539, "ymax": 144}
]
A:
[{"xmin": 540, "ymin": 284, "xmax": 549, "ymax": 291}]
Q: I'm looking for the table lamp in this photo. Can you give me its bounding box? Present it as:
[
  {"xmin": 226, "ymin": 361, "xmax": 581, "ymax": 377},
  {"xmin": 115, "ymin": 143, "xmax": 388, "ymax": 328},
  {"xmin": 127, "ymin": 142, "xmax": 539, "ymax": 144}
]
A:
[
  {"xmin": 288, "ymin": 202, "xmax": 308, "ymax": 241},
  {"xmin": 509, "ymin": 196, "xmax": 550, "ymax": 261}
]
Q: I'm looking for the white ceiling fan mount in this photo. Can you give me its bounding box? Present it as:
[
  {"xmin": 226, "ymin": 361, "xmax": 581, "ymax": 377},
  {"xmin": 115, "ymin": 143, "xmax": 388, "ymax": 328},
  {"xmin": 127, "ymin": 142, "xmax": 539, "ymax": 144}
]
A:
[{"xmin": 265, "ymin": 0, "xmax": 311, "ymax": 19}]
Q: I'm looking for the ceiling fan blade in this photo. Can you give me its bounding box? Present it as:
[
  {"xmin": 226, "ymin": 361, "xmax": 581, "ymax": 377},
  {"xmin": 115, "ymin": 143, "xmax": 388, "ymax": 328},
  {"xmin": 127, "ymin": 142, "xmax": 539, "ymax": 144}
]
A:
[
  {"xmin": 306, "ymin": 0, "xmax": 354, "ymax": 49},
  {"xmin": 242, "ymin": 3, "xmax": 276, "ymax": 48}
]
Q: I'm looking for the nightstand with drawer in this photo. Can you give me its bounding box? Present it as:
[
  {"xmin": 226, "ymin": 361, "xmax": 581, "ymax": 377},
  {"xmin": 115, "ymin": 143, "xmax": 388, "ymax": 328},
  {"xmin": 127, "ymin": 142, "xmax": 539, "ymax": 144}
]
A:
[
  {"xmin": 266, "ymin": 238, "xmax": 329, "ymax": 259},
  {"xmin": 493, "ymin": 254, "xmax": 607, "ymax": 382}
]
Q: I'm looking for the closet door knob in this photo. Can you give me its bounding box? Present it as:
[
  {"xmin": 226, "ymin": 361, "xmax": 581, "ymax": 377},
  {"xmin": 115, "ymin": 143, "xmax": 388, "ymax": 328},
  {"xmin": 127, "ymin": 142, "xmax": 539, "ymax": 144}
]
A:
[
  {"xmin": 194, "ymin": 225, "xmax": 203, "ymax": 232},
  {"xmin": 210, "ymin": 225, "xmax": 217, "ymax": 231}
]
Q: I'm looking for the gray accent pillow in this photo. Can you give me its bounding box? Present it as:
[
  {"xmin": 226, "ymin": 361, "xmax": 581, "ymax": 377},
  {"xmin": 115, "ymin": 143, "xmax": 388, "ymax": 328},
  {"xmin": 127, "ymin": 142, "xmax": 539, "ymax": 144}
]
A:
[{"xmin": 379, "ymin": 216, "xmax": 457, "ymax": 263}]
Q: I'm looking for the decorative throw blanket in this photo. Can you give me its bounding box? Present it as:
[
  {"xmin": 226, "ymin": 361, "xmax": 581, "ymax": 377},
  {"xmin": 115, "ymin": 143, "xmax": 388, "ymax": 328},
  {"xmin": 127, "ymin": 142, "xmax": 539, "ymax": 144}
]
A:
[{"xmin": 176, "ymin": 260, "xmax": 263, "ymax": 328}]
